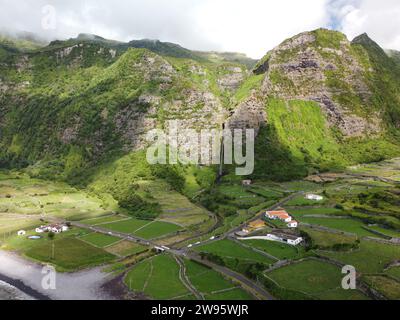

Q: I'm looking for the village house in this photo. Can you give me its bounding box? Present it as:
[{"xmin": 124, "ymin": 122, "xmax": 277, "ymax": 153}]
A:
[
  {"xmin": 267, "ymin": 230, "xmax": 303, "ymax": 246},
  {"xmin": 287, "ymin": 220, "xmax": 299, "ymax": 228},
  {"xmin": 242, "ymin": 180, "xmax": 252, "ymax": 186},
  {"xmin": 17, "ymin": 230, "xmax": 26, "ymax": 236},
  {"xmin": 305, "ymin": 194, "xmax": 324, "ymax": 201},
  {"xmin": 36, "ymin": 224, "xmax": 69, "ymax": 234},
  {"xmin": 266, "ymin": 210, "xmax": 292, "ymax": 223}
]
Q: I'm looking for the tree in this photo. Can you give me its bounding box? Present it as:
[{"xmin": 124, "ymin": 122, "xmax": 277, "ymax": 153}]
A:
[{"xmin": 48, "ymin": 232, "xmax": 55, "ymax": 240}]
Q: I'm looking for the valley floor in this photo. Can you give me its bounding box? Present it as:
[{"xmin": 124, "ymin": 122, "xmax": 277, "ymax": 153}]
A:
[{"xmin": 1, "ymin": 159, "xmax": 400, "ymax": 300}]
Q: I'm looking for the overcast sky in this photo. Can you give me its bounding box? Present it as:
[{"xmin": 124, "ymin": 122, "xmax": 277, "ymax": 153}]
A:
[{"xmin": 0, "ymin": 0, "xmax": 399, "ymax": 58}]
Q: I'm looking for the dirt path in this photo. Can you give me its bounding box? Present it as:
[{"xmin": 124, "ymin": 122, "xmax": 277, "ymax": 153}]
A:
[{"xmin": 175, "ymin": 256, "xmax": 204, "ymax": 300}]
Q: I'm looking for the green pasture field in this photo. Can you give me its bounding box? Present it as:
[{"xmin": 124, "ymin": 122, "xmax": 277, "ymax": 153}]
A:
[
  {"xmin": 79, "ymin": 232, "xmax": 122, "ymax": 248},
  {"xmin": 319, "ymin": 240, "xmax": 400, "ymax": 273},
  {"xmin": 386, "ymin": 267, "xmax": 400, "ymax": 280},
  {"xmin": 79, "ymin": 215, "xmax": 130, "ymax": 226},
  {"xmin": 265, "ymin": 259, "xmax": 369, "ymax": 300},
  {"xmin": 195, "ymin": 239, "xmax": 275, "ymax": 264},
  {"xmin": 101, "ymin": 218, "xmax": 182, "ymax": 239},
  {"xmin": 100, "ymin": 218, "xmax": 151, "ymax": 234},
  {"xmin": 1, "ymin": 227, "xmax": 116, "ymax": 271},
  {"xmin": 184, "ymin": 260, "xmax": 253, "ymax": 300},
  {"xmin": 362, "ymin": 275, "xmax": 400, "ymax": 300},
  {"xmin": 239, "ymin": 239, "xmax": 303, "ymax": 260},
  {"xmin": 125, "ymin": 254, "xmax": 190, "ymax": 299},
  {"xmin": 366, "ymin": 225, "xmax": 400, "ymax": 238},
  {"xmin": 287, "ymin": 207, "xmax": 345, "ymax": 217},
  {"xmin": 105, "ymin": 240, "xmax": 148, "ymax": 257},
  {"xmin": 297, "ymin": 217, "xmax": 377, "ymax": 237},
  {"xmin": 133, "ymin": 221, "xmax": 182, "ymax": 239},
  {"xmin": 285, "ymin": 195, "xmax": 328, "ymax": 207},
  {"xmin": 301, "ymin": 227, "xmax": 358, "ymax": 248},
  {"xmin": 25, "ymin": 238, "xmax": 116, "ymax": 272}
]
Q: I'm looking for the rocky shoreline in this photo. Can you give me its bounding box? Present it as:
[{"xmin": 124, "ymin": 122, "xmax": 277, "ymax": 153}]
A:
[
  {"xmin": 0, "ymin": 250, "xmax": 117, "ymax": 300},
  {"xmin": 0, "ymin": 274, "xmax": 49, "ymax": 300}
]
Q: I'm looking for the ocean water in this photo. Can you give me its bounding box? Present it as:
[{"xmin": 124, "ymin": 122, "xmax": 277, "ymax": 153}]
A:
[{"xmin": 0, "ymin": 280, "xmax": 34, "ymax": 300}]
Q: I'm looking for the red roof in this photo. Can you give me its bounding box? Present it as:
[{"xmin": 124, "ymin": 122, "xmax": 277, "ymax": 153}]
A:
[{"xmin": 266, "ymin": 210, "xmax": 291, "ymax": 220}]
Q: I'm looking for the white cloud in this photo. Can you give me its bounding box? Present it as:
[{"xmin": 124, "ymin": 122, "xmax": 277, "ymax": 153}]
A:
[
  {"xmin": 334, "ymin": 0, "xmax": 400, "ymax": 50},
  {"xmin": 1, "ymin": 0, "xmax": 399, "ymax": 58},
  {"xmin": 0, "ymin": 0, "xmax": 330, "ymax": 58},
  {"xmin": 194, "ymin": 0, "xmax": 330, "ymax": 58}
]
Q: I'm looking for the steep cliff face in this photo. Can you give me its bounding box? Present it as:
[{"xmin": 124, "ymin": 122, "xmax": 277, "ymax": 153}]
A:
[
  {"xmin": 0, "ymin": 35, "xmax": 237, "ymax": 172},
  {"xmin": 227, "ymin": 29, "xmax": 400, "ymax": 179},
  {"xmin": 1, "ymin": 29, "xmax": 400, "ymax": 182},
  {"xmin": 240, "ymin": 30, "xmax": 382, "ymax": 136}
]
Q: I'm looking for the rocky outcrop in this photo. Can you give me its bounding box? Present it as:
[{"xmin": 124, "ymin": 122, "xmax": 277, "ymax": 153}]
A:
[
  {"xmin": 257, "ymin": 30, "xmax": 383, "ymax": 137},
  {"xmin": 227, "ymin": 92, "xmax": 266, "ymax": 132},
  {"xmin": 217, "ymin": 66, "xmax": 245, "ymax": 92}
]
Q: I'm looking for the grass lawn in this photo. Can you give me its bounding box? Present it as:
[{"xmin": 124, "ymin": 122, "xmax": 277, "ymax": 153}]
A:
[
  {"xmin": 248, "ymin": 186, "xmax": 284, "ymax": 199},
  {"xmin": 185, "ymin": 260, "xmax": 253, "ymax": 300},
  {"xmin": 386, "ymin": 267, "xmax": 400, "ymax": 281},
  {"xmin": 133, "ymin": 221, "xmax": 182, "ymax": 239},
  {"xmin": 79, "ymin": 215, "xmax": 130, "ymax": 226},
  {"xmin": 362, "ymin": 275, "xmax": 400, "ymax": 300},
  {"xmin": 101, "ymin": 218, "xmax": 183, "ymax": 239},
  {"xmin": 319, "ymin": 240, "xmax": 400, "ymax": 273},
  {"xmin": 79, "ymin": 233, "xmax": 122, "ymax": 248},
  {"xmin": 287, "ymin": 207, "xmax": 345, "ymax": 217},
  {"xmin": 1, "ymin": 228, "xmax": 90, "ymax": 252},
  {"xmin": 218, "ymin": 185, "xmax": 253, "ymax": 198},
  {"xmin": 105, "ymin": 241, "xmax": 148, "ymax": 257},
  {"xmin": 366, "ymin": 225, "xmax": 400, "ymax": 238},
  {"xmin": 125, "ymin": 254, "xmax": 190, "ymax": 299},
  {"xmin": 25, "ymin": 238, "xmax": 116, "ymax": 272},
  {"xmin": 239, "ymin": 239, "xmax": 303, "ymax": 260},
  {"xmin": 101, "ymin": 218, "xmax": 150, "ymax": 234},
  {"xmin": 297, "ymin": 217, "xmax": 376, "ymax": 237},
  {"xmin": 301, "ymin": 227, "xmax": 358, "ymax": 248},
  {"xmin": 286, "ymin": 195, "xmax": 327, "ymax": 206},
  {"xmin": 195, "ymin": 239, "xmax": 275, "ymax": 264},
  {"xmin": 265, "ymin": 259, "xmax": 368, "ymax": 300},
  {"xmin": 208, "ymin": 288, "xmax": 254, "ymax": 300}
]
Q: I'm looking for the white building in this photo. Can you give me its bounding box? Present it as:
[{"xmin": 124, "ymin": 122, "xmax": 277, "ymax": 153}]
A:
[
  {"xmin": 242, "ymin": 180, "xmax": 252, "ymax": 186},
  {"xmin": 267, "ymin": 231, "xmax": 303, "ymax": 246},
  {"xmin": 306, "ymin": 194, "xmax": 324, "ymax": 201},
  {"xmin": 17, "ymin": 230, "xmax": 26, "ymax": 236},
  {"xmin": 36, "ymin": 224, "xmax": 69, "ymax": 234},
  {"xmin": 35, "ymin": 226, "xmax": 47, "ymax": 233},
  {"xmin": 287, "ymin": 221, "xmax": 299, "ymax": 228},
  {"xmin": 265, "ymin": 210, "xmax": 293, "ymax": 223}
]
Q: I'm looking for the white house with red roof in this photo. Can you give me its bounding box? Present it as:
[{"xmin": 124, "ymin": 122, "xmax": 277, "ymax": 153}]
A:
[
  {"xmin": 266, "ymin": 210, "xmax": 293, "ymax": 223},
  {"xmin": 266, "ymin": 210, "xmax": 299, "ymax": 228}
]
